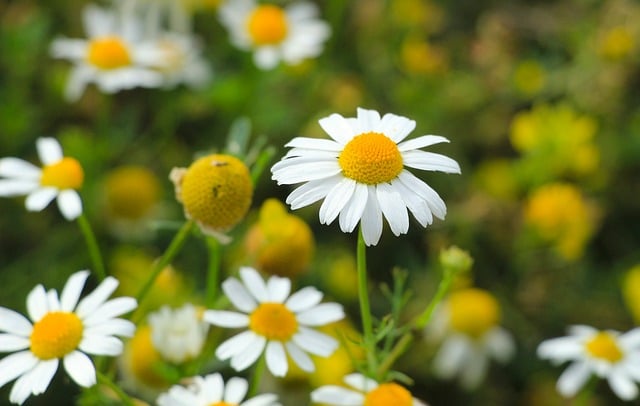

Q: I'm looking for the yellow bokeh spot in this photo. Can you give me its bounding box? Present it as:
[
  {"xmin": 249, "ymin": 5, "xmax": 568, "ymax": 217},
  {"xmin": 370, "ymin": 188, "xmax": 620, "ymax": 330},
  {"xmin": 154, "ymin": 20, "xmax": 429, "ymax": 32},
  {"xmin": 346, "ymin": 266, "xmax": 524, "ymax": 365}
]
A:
[
  {"xmin": 105, "ymin": 166, "xmax": 161, "ymax": 220},
  {"xmin": 599, "ymin": 26, "xmax": 635, "ymax": 61},
  {"xmin": 40, "ymin": 157, "xmax": 84, "ymax": 190},
  {"xmin": 86, "ymin": 36, "xmax": 132, "ymax": 70},
  {"xmin": 513, "ymin": 60, "xmax": 545, "ymax": 96},
  {"xmin": 176, "ymin": 154, "xmax": 253, "ymax": 232},
  {"xmin": 339, "ymin": 132, "xmax": 403, "ymax": 184},
  {"xmin": 448, "ymin": 288, "xmax": 500, "ymax": 339},
  {"xmin": 585, "ymin": 332, "xmax": 623, "ymax": 363},
  {"xmin": 244, "ymin": 198, "xmax": 314, "ymax": 278},
  {"xmin": 623, "ymin": 265, "xmax": 640, "ymax": 323},
  {"xmin": 400, "ymin": 38, "xmax": 448, "ymax": 76},
  {"xmin": 247, "ymin": 5, "xmax": 288, "ymax": 46},
  {"xmin": 364, "ymin": 383, "xmax": 413, "ymax": 406},
  {"xmin": 249, "ymin": 303, "xmax": 298, "ymax": 341},
  {"xmin": 30, "ymin": 312, "xmax": 83, "ymax": 360},
  {"xmin": 125, "ymin": 325, "xmax": 169, "ymax": 389}
]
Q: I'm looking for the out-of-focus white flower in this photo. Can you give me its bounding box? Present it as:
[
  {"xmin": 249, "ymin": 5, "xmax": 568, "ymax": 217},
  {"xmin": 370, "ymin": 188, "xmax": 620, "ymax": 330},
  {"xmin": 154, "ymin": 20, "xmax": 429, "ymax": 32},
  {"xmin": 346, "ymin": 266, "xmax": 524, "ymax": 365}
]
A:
[
  {"xmin": 0, "ymin": 137, "xmax": 83, "ymax": 220},
  {"xmin": 218, "ymin": 0, "xmax": 330, "ymax": 69},
  {"xmin": 538, "ymin": 325, "xmax": 640, "ymax": 401},
  {"xmin": 148, "ymin": 304, "xmax": 208, "ymax": 364}
]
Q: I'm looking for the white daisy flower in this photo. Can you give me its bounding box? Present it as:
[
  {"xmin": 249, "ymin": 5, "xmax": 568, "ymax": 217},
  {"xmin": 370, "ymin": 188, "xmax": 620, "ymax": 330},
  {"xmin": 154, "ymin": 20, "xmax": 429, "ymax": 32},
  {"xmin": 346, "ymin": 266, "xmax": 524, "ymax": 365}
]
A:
[
  {"xmin": 537, "ymin": 325, "xmax": 640, "ymax": 401},
  {"xmin": 271, "ymin": 107, "xmax": 461, "ymax": 246},
  {"xmin": 50, "ymin": 3, "xmax": 166, "ymax": 101},
  {"xmin": 148, "ymin": 303, "xmax": 209, "ymax": 364},
  {"xmin": 0, "ymin": 270, "xmax": 137, "ymax": 405},
  {"xmin": 311, "ymin": 373, "xmax": 427, "ymax": 406},
  {"xmin": 151, "ymin": 32, "xmax": 212, "ymax": 89},
  {"xmin": 156, "ymin": 372, "xmax": 281, "ymax": 406},
  {"xmin": 428, "ymin": 288, "xmax": 515, "ymax": 390},
  {"xmin": 218, "ymin": 0, "xmax": 330, "ymax": 69},
  {"xmin": 203, "ymin": 267, "xmax": 344, "ymax": 377},
  {"xmin": 0, "ymin": 137, "xmax": 84, "ymax": 220}
]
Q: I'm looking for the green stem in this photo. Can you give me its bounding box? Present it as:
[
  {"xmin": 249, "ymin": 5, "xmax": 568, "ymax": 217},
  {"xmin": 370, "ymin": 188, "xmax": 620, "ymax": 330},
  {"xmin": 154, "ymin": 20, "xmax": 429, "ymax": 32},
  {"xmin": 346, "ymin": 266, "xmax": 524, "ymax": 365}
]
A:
[
  {"xmin": 205, "ymin": 236, "xmax": 221, "ymax": 307},
  {"xmin": 376, "ymin": 332, "xmax": 414, "ymax": 378},
  {"xmin": 415, "ymin": 268, "xmax": 455, "ymax": 329},
  {"xmin": 97, "ymin": 371, "xmax": 135, "ymax": 406},
  {"xmin": 248, "ymin": 354, "xmax": 266, "ymax": 397},
  {"xmin": 77, "ymin": 213, "xmax": 106, "ymax": 280},
  {"xmin": 357, "ymin": 227, "xmax": 377, "ymax": 377},
  {"xmin": 135, "ymin": 220, "xmax": 194, "ymax": 314}
]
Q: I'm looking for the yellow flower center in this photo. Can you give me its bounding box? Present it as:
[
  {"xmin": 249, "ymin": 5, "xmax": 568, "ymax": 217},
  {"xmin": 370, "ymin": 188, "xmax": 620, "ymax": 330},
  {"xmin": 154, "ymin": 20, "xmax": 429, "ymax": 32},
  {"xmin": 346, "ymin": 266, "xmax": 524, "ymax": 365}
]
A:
[
  {"xmin": 208, "ymin": 403, "xmax": 237, "ymax": 406},
  {"xmin": 126, "ymin": 325, "xmax": 169, "ymax": 388},
  {"xmin": 364, "ymin": 383, "xmax": 413, "ymax": 406},
  {"xmin": 585, "ymin": 332, "xmax": 624, "ymax": 363},
  {"xmin": 448, "ymin": 288, "xmax": 500, "ymax": 339},
  {"xmin": 30, "ymin": 312, "xmax": 84, "ymax": 360},
  {"xmin": 249, "ymin": 303, "xmax": 298, "ymax": 341},
  {"xmin": 246, "ymin": 5, "xmax": 288, "ymax": 45},
  {"xmin": 178, "ymin": 154, "xmax": 253, "ymax": 231},
  {"xmin": 40, "ymin": 157, "xmax": 84, "ymax": 190},
  {"xmin": 105, "ymin": 166, "xmax": 160, "ymax": 219},
  {"xmin": 338, "ymin": 132, "xmax": 403, "ymax": 184},
  {"xmin": 86, "ymin": 36, "xmax": 132, "ymax": 70}
]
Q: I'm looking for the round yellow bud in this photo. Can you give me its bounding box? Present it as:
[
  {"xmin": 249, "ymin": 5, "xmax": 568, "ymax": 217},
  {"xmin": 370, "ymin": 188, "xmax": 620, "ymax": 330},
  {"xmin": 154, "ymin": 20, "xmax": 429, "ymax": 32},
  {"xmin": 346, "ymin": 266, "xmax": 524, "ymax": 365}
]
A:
[{"xmin": 104, "ymin": 166, "xmax": 161, "ymax": 220}]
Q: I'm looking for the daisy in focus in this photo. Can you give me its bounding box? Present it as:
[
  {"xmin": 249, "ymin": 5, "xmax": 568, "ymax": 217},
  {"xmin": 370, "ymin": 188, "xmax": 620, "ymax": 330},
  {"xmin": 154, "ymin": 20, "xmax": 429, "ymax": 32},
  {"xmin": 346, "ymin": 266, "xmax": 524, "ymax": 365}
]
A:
[
  {"xmin": 271, "ymin": 107, "xmax": 461, "ymax": 246},
  {"xmin": 157, "ymin": 372, "xmax": 281, "ymax": 406},
  {"xmin": 428, "ymin": 288, "xmax": 515, "ymax": 390},
  {"xmin": 0, "ymin": 270, "xmax": 137, "ymax": 405},
  {"xmin": 203, "ymin": 266, "xmax": 344, "ymax": 377},
  {"xmin": 50, "ymin": 3, "xmax": 166, "ymax": 101},
  {"xmin": 537, "ymin": 325, "xmax": 640, "ymax": 401},
  {"xmin": 311, "ymin": 373, "xmax": 427, "ymax": 406},
  {"xmin": 218, "ymin": 0, "xmax": 330, "ymax": 69},
  {"xmin": 0, "ymin": 137, "xmax": 84, "ymax": 220}
]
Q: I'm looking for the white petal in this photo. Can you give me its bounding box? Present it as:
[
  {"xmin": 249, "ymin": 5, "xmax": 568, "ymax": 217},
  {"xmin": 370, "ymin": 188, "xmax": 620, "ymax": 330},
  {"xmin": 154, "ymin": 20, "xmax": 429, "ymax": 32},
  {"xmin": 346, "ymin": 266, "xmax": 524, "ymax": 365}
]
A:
[
  {"xmin": 344, "ymin": 372, "xmax": 379, "ymax": 392},
  {"xmin": 318, "ymin": 178, "xmax": 356, "ymax": 225},
  {"xmin": 224, "ymin": 376, "xmax": 248, "ymax": 403},
  {"xmin": 239, "ymin": 267, "xmax": 269, "ymax": 303},
  {"xmin": 360, "ymin": 185, "xmax": 383, "ymax": 246},
  {"xmin": 432, "ymin": 335, "xmax": 470, "ymax": 379},
  {"xmin": 285, "ymin": 341, "xmax": 314, "ymax": 372},
  {"xmin": 271, "ymin": 159, "xmax": 341, "ymax": 185},
  {"xmin": 608, "ymin": 370, "xmax": 638, "ymax": 401},
  {"xmin": 398, "ymin": 135, "xmax": 450, "ymax": 151},
  {"xmin": 0, "ymin": 307, "xmax": 32, "ymax": 336},
  {"xmin": 0, "ymin": 179, "xmax": 39, "ymax": 196},
  {"xmin": 222, "ymin": 278, "xmax": 257, "ymax": 313},
  {"xmin": 620, "ymin": 328, "xmax": 640, "ymax": 349},
  {"xmin": 397, "ymin": 171, "xmax": 447, "ymax": 219},
  {"xmin": 557, "ymin": 361, "xmax": 592, "ymax": 398},
  {"xmin": 36, "ymin": 138, "xmax": 63, "ymax": 165},
  {"xmin": 292, "ymin": 326, "xmax": 338, "ymax": 357},
  {"xmin": 27, "ymin": 358, "xmax": 58, "ymax": 395},
  {"xmin": 63, "ymin": 351, "xmax": 96, "ymax": 387},
  {"xmin": 485, "ymin": 327, "xmax": 516, "ymax": 363},
  {"xmin": 47, "ymin": 289, "xmax": 61, "ymax": 311},
  {"xmin": 402, "ymin": 150, "xmax": 461, "ymax": 174},
  {"xmin": 378, "ymin": 113, "xmax": 415, "ymax": 142},
  {"xmin": 82, "ymin": 297, "xmax": 137, "ymax": 327},
  {"xmin": 253, "ymin": 47, "xmax": 280, "ymax": 70},
  {"xmin": 75, "ymin": 277, "xmax": 119, "ymax": 318},
  {"xmin": 376, "ymin": 183, "xmax": 409, "ymax": 236},
  {"xmin": 25, "ymin": 187, "xmax": 57, "ymax": 212},
  {"xmin": 60, "ymin": 270, "xmax": 89, "ymax": 312},
  {"xmin": 57, "ymin": 190, "xmax": 83, "ymax": 220},
  {"xmin": 460, "ymin": 349, "xmax": 489, "ymax": 390},
  {"xmin": 284, "ymin": 175, "xmax": 342, "ymax": 210},
  {"xmin": 284, "ymin": 137, "xmax": 342, "ymax": 151},
  {"xmin": 84, "ymin": 318, "xmax": 135, "ymax": 338},
  {"xmin": 0, "ymin": 351, "xmax": 38, "ymax": 389},
  {"xmin": 202, "ymin": 373, "xmax": 224, "ymax": 402},
  {"xmin": 265, "ymin": 341, "xmax": 288, "ymax": 377},
  {"xmin": 79, "ymin": 335, "xmax": 123, "ymax": 356},
  {"xmin": 537, "ymin": 336, "xmax": 583, "ymax": 362},
  {"xmin": 216, "ymin": 331, "xmax": 261, "ymax": 360},
  {"xmin": 266, "ymin": 276, "xmax": 291, "ymax": 303},
  {"xmin": 318, "ymin": 113, "xmax": 356, "ymax": 145},
  {"xmin": 0, "ymin": 158, "xmax": 40, "ymax": 179},
  {"xmin": 311, "ymin": 385, "xmax": 364, "ymax": 405},
  {"xmin": 338, "ymin": 183, "xmax": 368, "ymax": 233},
  {"xmin": 203, "ymin": 310, "xmax": 249, "ymax": 328},
  {"xmin": 285, "ymin": 287, "xmax": 323, "ymax": 312},
  {"xmin": 296, "ymin": 303, "xmax": 344, "ymax": 326},
  {"xmin": 230, "ymin": 335, "xmax": 266, "ymax": 371},
  {"xmin": 0, "ymin": 334, "xmax": 30, "ymax": 351},
  {"xmin": 390, "ymin": 178, "xmax": 432, "ymax": 227},
  {"xmin": 26, "ymin": 284, "xmax": 48, "ymax": 323},
  {"xmin": 355, "ymin": 108, "xmax": 381, "ymax": 134},
  {"xmin": 242, "ymin": 394, "xmax": 280, "ymax": 406}
]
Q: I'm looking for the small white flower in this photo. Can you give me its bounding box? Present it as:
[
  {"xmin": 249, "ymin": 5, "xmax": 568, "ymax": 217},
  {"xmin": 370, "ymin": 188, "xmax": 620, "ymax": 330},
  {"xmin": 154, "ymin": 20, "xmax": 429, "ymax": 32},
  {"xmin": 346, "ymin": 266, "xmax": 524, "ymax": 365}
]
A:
[
  {"xmin": 156, "ymin": 372, "xmax": 281, "ymax": 406},
  {"xmin": 271, "ymin": 107, "xmax": 461, "ymax": 246},
  {"xmin": 148, "ymin": 304, "xmax": 209, "ymax": 364},
  {"xmin": 311, "ymin": 373, "xmax": 427, "ymax": 406},
  {"xmin": 219, "ymin": 0, "xmax": 330, "ymax": 69},
  {"xmin": 0, "ymin": 270, "xmax": 137, "ymax": 405},
  {"xmin": 0, "ymin": 137, "xmax": 84, "ymax": 220},
  {"xmin": 50, "ymin": 4, "xmax": 166, "ymax": 101},
  {"xmin": 538, "ymin": 325, "xmax": 640, "ymax": 401},
  {"xmin": 428, "ymin": 288, "xmax": 514, "ymax": 390},
  {"xmin": 203, "ymin": 267, "xmax": 344, "ymax": 377},
  {"xmin": 150, "ymin": 33, "xmax": 212, "ymax": 89}
]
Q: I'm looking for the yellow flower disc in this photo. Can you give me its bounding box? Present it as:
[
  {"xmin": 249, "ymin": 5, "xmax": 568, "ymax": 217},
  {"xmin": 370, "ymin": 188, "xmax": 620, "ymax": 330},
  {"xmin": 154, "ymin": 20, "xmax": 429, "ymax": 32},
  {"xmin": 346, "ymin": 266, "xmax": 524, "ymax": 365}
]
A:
[
  {"xmin": 247, "ymin": 5, "xmax": 288, "ymax": 45},
  {"xmin": 105, "ymin": 166, "xmax": 161, "ymax": 219},
  {"xmin": 209, "ymin": 402, "xmax": 236, "ymax": 406},
  {"xmin": 585, "ymin": 332, "xmax": 623, "ymax": 363},
  {"xmin": 125, "ymin": 325, "xmax": 169, "ymax": 388},
  {"xmin": 338, "ymin": 132, "xmax": 403, "ymax": 185},
  {"xmin": 40, "ymin": 157, "xmax": 84, "ymax": 190},
  {"xmin": 448, "ymin": 288, "xmax": 500, "ymax": 339},
  {"xmin": 86, "ymin": 36, "xmax": 132, "ymax": 70},
  {"xmin": 364, "ymin": 383, "xmax": 413, "ymax": 406},
  {"xmin": 249, "ymin": 303, "xmax": 298, "ymax": 341},
  {"xmin": 30, "ymin": 312, "xmax": 83, "ymax": 360},
  {"xmin": 179, "ymin": 154, "xmax": 253, "ymax": 232}
]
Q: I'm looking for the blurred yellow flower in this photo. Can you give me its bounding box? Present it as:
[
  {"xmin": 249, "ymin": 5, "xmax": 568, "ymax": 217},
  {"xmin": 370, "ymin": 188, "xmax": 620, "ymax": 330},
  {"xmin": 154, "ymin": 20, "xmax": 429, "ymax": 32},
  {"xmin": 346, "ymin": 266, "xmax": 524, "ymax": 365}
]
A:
[
  {"xmin": 104, "ymin": 165, "xmax": 161, "ymax": 220},
  {"xmin": 523, "ymin": 183, "xmax": 597, "ymax": 261},
  {"xmin": 599, "ymin": 26, "xmax": 635, "ymax": 61},
  {"xmin": 390, "ymin": 0, "xmax": 444, "ymax": 33},
  {"xmin": 400, "ymin": 38, "xmax": 449, "ymax": 76},
  {"xmin": 512, "ymin": 60, "xmax": 546, "ymax": 96},
  {"xmin": 244, "ymin": 198, "xmax": 314, "ymax": 278},
  {"xmin": 473, "ymin": 159, "xmax": 518, "ymax": 200},
  {"xmin": 622, "ymin": 264, "xmax": 640, "ymax": 323},
  {"xmin": 320, "ymin": 249, "xmax": 359, "ymax": 302}
]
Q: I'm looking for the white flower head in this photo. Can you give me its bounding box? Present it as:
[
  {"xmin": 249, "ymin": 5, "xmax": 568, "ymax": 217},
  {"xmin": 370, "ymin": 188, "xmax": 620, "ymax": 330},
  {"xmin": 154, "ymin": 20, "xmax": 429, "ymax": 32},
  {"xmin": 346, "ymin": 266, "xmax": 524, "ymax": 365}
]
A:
[
  {"xmin": 537, "ymin": 325, "xmax": 640, "ymax": 401},
  {"xmin": 0, "ymin": 137, "xmax": 84, "ymax": 220},
  {"xmin": 271, "ymin": 107, "xmax": 461, "ymax": 246},
  {"xmin": 150, "ymin": 32, "xmax": 212, "ymax": 89},
  {"xmin": 157, "ymin": 372, "xmax": 281, "ymax": 406},
  {"xmin": 148, "ymin": 303, "xmax": 209, "ymax": 364},
  {"xmin": 0, "ymin": 270, "xmax": 137, "ymax": 405},
  {"xmin": 203, "ymin": 267, "xmax": 344, "ymax": 377},
  {"xmin": 219, "ymin": 0, "xmax": 330, "ymax": 69},
  {"xmin": 50, "ymin": 3, "xmax": 167, "ymax": 101},
  {"xmin": 428, "ymin": 288, "xmax": 515, "ymax": 390},
  {"xmin": 311, "ymin": 373, "xmax": 427, "ymax": 406}
]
